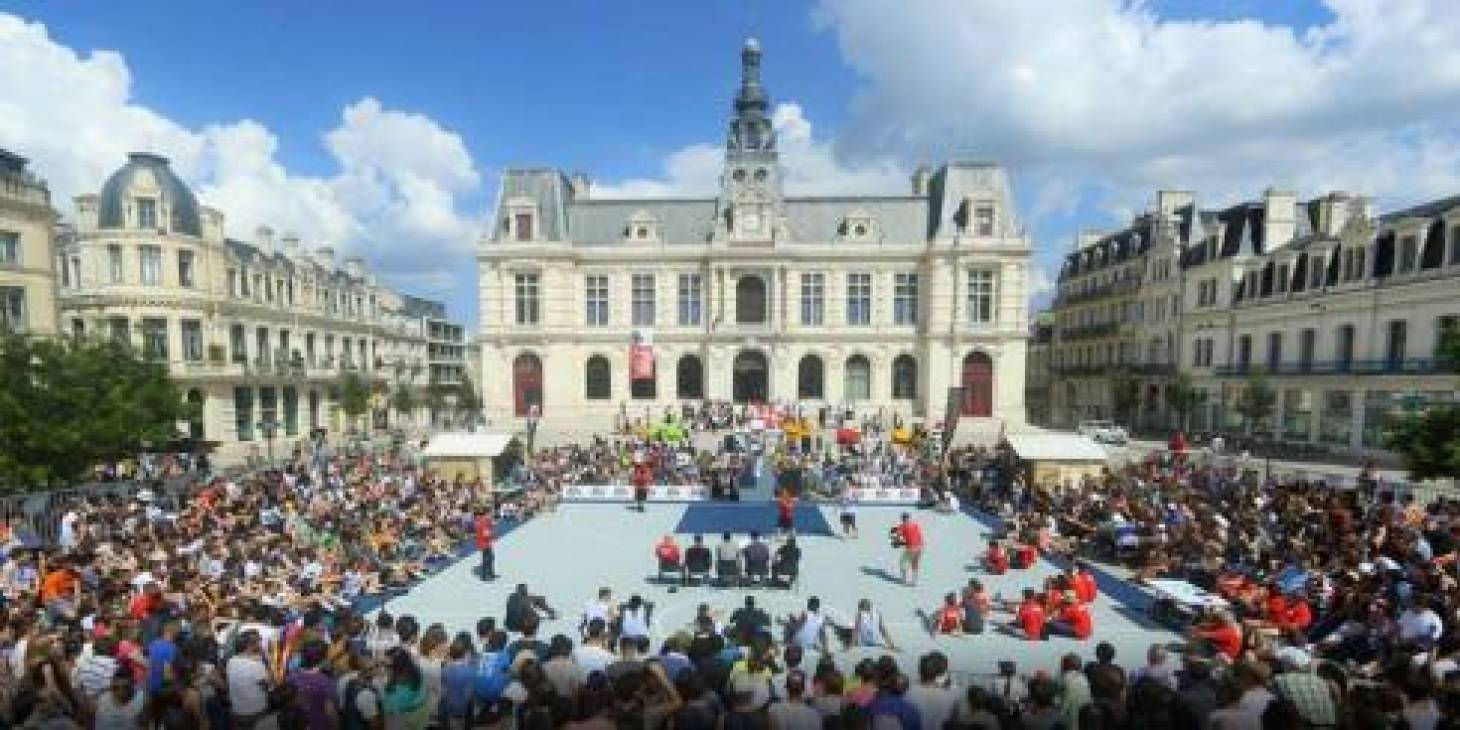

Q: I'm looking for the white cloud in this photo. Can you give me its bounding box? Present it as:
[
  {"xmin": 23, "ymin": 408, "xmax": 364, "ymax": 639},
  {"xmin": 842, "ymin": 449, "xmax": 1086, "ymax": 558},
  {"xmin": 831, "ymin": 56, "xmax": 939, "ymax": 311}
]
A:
[
  {"xmin": 813, "ymin": 0, "xmax": 1460, "ymax": 210},
  {"xmin": 592, "ymin": 102, "xmax": 907, "ymax": 198},
  {"xmin": 0, "ymin": 14, "xmax": 481, "ymax": 284}
]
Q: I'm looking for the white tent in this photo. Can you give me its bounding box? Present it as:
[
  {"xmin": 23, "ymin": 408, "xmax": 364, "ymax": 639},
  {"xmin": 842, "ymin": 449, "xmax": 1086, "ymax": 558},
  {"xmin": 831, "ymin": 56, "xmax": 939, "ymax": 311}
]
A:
[
  {"xmin": 1005, "ymin": 433, "xmax": 1107, "ymax": 462},
  {"xmin": 421, "ymin": 432, "xmax": 511, "ymax": 459}
]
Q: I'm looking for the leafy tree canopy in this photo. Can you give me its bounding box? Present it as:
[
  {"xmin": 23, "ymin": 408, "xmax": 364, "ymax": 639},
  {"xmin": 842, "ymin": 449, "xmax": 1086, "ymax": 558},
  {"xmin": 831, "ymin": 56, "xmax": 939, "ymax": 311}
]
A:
[{"xmin": 0, "ymin": 335, "xmax": 190, "ymax": 490}]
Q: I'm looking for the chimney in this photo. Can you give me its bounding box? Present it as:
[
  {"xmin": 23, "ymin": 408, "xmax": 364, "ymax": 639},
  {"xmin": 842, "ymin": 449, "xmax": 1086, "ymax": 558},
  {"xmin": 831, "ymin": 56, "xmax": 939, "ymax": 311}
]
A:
[
  {"xmin": 1262, "ymin": 188, "xmax": 1297, "ymax": 249},
  {"xmin": 315, "ymin": 246, "xmax": 335, "ymax": 268},
  {"xmin": 255, "ymin": 225, "xmax": 275, "ymax": 254},
  {"xmin": 281, "ymin": 234, "xmax": 302, "ymax": 259},
  {"xmin": 344, "ymin": 255, "xmax": 365, "ymax": 279},
  {"xmin": 911, "ymin": 166, "xmax": 932, "ymax": 196},
  {"xmin": 569, "ymin": 172, "xmax": 591, "ymax": 198}
]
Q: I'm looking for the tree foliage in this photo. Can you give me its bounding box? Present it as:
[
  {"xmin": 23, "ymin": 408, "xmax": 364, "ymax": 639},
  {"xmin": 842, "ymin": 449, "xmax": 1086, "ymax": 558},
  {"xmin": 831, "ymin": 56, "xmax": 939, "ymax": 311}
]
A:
[
  {"xmin": 0, "ymin": 335, "xmax": 190, "ymax": 490},
  {"xmin": 1109, "ymin": 371, "xmax": 1141, "ymax": 429},
  {"xmin": 1234, "ymin": 372, "xmax": 1277, "ymax": 433},
  {"xmin": 391, "ymin": 385, "xmax": 416, "ymax": 420},
  {"xmin": 1164, "ymin": 372, "xmax": 1203, "ymax": 431},
  {"xmin": 1386, "ymin": 329, "xmax": 1460, "ymax": 480},
  {"xmin": 338, "ymin": 372, "xmax": 371, "ymax": 427}
]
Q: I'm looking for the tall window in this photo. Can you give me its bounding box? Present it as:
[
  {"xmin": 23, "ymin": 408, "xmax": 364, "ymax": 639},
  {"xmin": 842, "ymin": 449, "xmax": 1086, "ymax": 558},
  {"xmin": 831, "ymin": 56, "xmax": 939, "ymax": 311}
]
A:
[
  {"xmin": 104, "ymin": 244, "xmax": 122, "ymax": 283},
  {"xmin": 0, "ymin": 288, "xmax": 24, "ymax": 334},
  {"xmin": 181, "ymin": 320, "xmax": 203, "ymax": 361},
  {"xmin": 514, "ymin": 272, "xmax": 541, "ymax": 325},
  {"xmin": 226, "ymin": 270, "xmax": 237, "ymax": 297},
  {"xmin": 584, "ymin": 275, "xmax": 609, "ymax": 327},
  {"xmin": 139, "ymin": 245, "xmax": 162, "ymax": 285},
  {"xmin": 234, "ymin": 387, "xmax": 254, "ymax": 441},
  {"xmin": 1386, "ymin": 320, "xmax": 1408, "ymax": 366},
  {"xmin": 797, "ymin": 355, "xmax": 824, "ymax": 399},
  {"xmin": 893, "ymin": 272, "xmax": 919, "ymax": 325},
  {"xmin": 584, "ymin": 356, "xmax": 611, "ymax": 400},
  {"xmin": 891, "ymin": 354, "xmax": 917, "ymax": 399},
  {"xmin": 1266, "ymin": 332, "xmax": 1282, "ymax": 370},
  {"xmin": 1237, "ymin": 335, "xmax": 1252, "ymax": 369},
  {"xmin": 110, "ymin": 317, "xmax": 130, "ymax": 346},
  {"xmin": 1399, "ymin": 236, "xmax": 1418, "ymax": 273},
  {"xmin": 1299, "ymin": 329, "xmax": 1316, "ymax": 372},
  {"xmin": 632, "ymin": 273, "xmax": 656, "ymax": 327},
  {"xmin": 676, "ymin": 355, "xmax": 704, "ymax": 399},
  {"xmin": 1436, "ymin": 316, "xmax": 1459, "ymax": 358},
  {"xmin": 735, "ymin": 276, "xmax": 767, "ymax": 324},
  {"xmin": 141, "ymin": 318, "xmax": 168, "ymax": 360},
  {"xmin": 514, "ymin": 213, "xmax": 533, "ymax": 242},
  {"xmin": 136, "ymin": 198, "xmax": 158, "ymax": 229},
  {"xmin": 177, "ymin": 250, "xmax": 195, "ymax": 288},
  {"xmin": 844, "ymin": 355, "xmax": 871, "ymax": 401},
  {"xmin": 799, "ymin": 273, "xmax": 824, "ymax": 326},
  {"xmin": 967, "ymin": 268, "xmax": 997, "ymax": 324},
  {"xmin": 845, "ymin": 273, "xmax": 871, "ymax": 326},
  {"xmin": 258, "ymin": 329, "xmax": 272, "ymax": 364},
  {"xmin": 0, "ymin": 232, "xmax": 16, "ymax": 264},
  {"xmin": 230, "ymin": 324, "xmax": 247, "ymax": 361},
  {"xmin": 677, "ymin": 273, "xmax": 703, "ymax": 326},
  {"xmin": 1336, "ymin": 324, "xmax": 1355, "ymax": 369}
]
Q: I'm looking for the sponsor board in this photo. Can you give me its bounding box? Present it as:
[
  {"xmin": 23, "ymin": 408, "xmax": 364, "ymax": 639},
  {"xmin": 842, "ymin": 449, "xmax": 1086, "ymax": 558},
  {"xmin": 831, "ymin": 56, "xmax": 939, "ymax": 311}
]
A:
[
  {"xmin": 560, "ymin": 484, "xmax": 709, "ymax": 502},
  {"xmin": 846, "ymin": 487, "xmax": 921, "ymax": 504}
]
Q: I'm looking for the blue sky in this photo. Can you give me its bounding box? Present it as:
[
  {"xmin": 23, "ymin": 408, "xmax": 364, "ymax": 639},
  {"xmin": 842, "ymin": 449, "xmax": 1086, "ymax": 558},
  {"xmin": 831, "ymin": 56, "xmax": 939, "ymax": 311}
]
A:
[{"xmin": 5, "ymin": 0, "xmax": 1458, "ymax": 327}]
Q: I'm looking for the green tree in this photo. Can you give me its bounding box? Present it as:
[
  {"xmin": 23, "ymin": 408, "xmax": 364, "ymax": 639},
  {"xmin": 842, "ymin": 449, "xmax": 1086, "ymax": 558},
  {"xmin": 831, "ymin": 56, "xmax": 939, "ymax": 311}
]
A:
[
  {"xmin": 391, "ymin": 385, "xmax": 416, "ymax": 425},
  {"xmin": 1385, "ymin": 329, "xmax": 1460, "ymax": 479},
  {"xmin": 1164, "ymin": 372, "xmax": 1203, "ymax": 432},
  {"xmin": 337, "ymin": 372, "xmax": 371, "ymax": 433},
  {"xmin": 1234, "ymin": 372, "xmax": 1276, "ymax": 434},
  {"xmin": 455, "ymin": 380, "xmax": 482, "ymax": 427},
  {"xmin": 1109, "ymin": 371, "xmax": 1141, "ymax": 430},
  {"xmin": 0, "ymin": 334, "xmax": 191, "ymax": 490}
]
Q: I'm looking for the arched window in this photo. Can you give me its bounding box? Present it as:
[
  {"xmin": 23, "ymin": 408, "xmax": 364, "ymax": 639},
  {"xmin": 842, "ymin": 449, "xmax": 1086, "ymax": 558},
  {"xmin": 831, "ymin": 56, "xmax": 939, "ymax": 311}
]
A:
[
  {"xmin": 736, "ymin": 276, "xmax": 767, "ymax": 324},
  {"xmin": 676, "ymin": 355, "xmax": 704, "ymax": 399},
  {"xmin": 585, "ymin": 356, "xmax": 611, "ymax": 400},
  {"xmin": 961, "ymin": 351, "xmax": 994, "ymax": 417},
  {"xmin": 797, "ymin": 355, "xmax": 824, "ymax": 399},
  {"xmin": 891, "ymin": 355, "xmax": 917, "ymax": 400},
  {"xmin": 844, "ymin": 355, "xmax": 871, "ymax": 402},
  {"xmin": 512, "ymin": 353, "xmax": 543, "ymax": 416}
]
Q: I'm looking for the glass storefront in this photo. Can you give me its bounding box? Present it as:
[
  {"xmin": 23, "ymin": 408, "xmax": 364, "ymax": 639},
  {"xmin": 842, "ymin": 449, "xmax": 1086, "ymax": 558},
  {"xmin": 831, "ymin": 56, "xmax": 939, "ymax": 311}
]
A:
[
  {"xmin": 1361, "ymin": 390, "xmax": 1393, "ymax": 449},
  {"xmin": 1319, "ymin": 390, "xmax": 1353, "ymax": 446},
  {"xmin": 1282, "ymin": 389, "xmax": 1312, "ymax": 442}
]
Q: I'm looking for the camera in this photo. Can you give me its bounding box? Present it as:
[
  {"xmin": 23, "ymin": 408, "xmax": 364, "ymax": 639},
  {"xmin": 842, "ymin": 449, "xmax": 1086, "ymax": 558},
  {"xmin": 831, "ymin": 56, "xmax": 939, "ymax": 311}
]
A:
[
  {"xmin": 998, "ymin": 660, "xmax": 1017, "ymax": 677},
  {"xmin": 888, "ymin": 527, "xmax": 906, "ymax": 548}
]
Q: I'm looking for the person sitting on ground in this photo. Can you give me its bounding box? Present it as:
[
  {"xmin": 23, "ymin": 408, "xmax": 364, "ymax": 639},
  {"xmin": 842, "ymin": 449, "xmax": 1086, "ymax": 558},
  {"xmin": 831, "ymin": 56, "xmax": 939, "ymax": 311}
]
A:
[
  {"xmin": 781, "ymin": 597, "xmax": 830, "ymax": 655},
  {"xmin": 1045, "ymin": 590, "xmax": 1093, "ymax": 641},
  {"xmin": 504, "ymin": 583, "xmax": 557, "ymax": 634},
  {"xmin": 684, "ymin": 534, "xmax": 713, "ymax": 584},
  {"xmin": 983, "ymin": 540, "xmax": 1009, "ymax": 575},
  {"xmin": 842, "ymin": 598, "xmax": 897, "ymax": 652},
  {"xmin": 930, "ymin": 592, "xmax": 965, "ymax": 636},
  {"xmin": 772, "ymin": 536, "xmax": 800, "ymax": 587},
  {"xmin": 1008, "ymin": 588, "xmax": 1047, "ymax": 641}
]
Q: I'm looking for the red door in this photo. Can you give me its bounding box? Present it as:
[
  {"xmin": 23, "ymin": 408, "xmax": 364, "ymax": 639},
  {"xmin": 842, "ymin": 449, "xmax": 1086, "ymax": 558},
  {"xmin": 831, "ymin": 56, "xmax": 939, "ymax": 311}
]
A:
[
  {"xmin": 961, "ymin": 352, "xmax": 993, "ymax": 417},
  {"xmin": 513, "ymin": 353, "xmax": 543, "ymax": 417}
]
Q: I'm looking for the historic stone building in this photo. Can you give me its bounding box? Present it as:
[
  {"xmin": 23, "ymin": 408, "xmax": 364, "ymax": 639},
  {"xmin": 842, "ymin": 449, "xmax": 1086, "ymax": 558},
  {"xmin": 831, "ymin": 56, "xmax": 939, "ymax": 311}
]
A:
[
  {"xmin": 0, "ymin": 150, "xmax": 60, "ymax": 336},
  {"xmin": 477, "ymin": 40, "xmax": 1033, "ymax": 432},
  {"xmin": 56, "ymin": 151, "xmax": 464, "ymax": 463}
]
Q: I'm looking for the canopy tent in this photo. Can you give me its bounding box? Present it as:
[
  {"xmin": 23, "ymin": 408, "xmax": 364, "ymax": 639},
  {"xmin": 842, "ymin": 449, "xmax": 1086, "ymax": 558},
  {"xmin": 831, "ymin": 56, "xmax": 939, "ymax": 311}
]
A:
[
  {"xmin": 1004, "ymin": 433, "xmax": 1109, "ymax": 490},
  {"xmin": 422, "ymin": 432, "xmax": 511, "ymax": 484}
]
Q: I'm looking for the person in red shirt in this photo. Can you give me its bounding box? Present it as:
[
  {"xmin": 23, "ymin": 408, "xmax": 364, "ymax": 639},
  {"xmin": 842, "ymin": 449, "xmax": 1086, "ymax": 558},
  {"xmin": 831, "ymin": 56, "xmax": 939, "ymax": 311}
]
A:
[
  {"xmin": 1073, "ymin": 563, "xmax": 1099, "ymax": 604},
  {"xmin": 896, "ymin": 513, "xmax": 925, "ymax": 586},
  {"xmin": 1014, "ymin": 542, "xmax": 1039, "ymax": 570},
  {"xmin": 1047, "ymin": 591, "xmax": 1093, "ymax": 640},
  {"xmin": 1192, "ymin": 611, "xmax": 1243, "ymax": 660},
  {"xmin": 932, "ymin": 593, "xmax": 964, "ymax": 635},
  {"xmin": 631, "ymin": 461, "xmax": 652, "ymax": 512},
  {"xmin": 1278, "ymin": 594, "xmax": 1313, "ymax": 634},
  {"xmin": 475, "ymin": 508, "xmax": 496, "ymax": 581},
  {"xmin": 776, "ymin": 490, "xmax": 797, "ymax": 536},
  {"xmin": 983, "ymin": 540, "xmax": 1008, "ymax": 575},
  {"xmin": 1012, "ymin": 588, "xmax": 1046, "ymax": 641}
]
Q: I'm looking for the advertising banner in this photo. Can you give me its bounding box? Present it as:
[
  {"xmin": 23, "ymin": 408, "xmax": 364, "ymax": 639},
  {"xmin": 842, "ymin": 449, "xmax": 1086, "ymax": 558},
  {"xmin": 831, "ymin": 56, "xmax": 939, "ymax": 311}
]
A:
[
  {"xmin": 846, "ymin": 487, "xmax": 922, "ymax": 504},
  {"xmin": 560, "ymin": 484, "xmax": 709, "ymax": 502},
  {"xmin": 630, "ymin": 329, "xmax": 655, "ymax": 381}
]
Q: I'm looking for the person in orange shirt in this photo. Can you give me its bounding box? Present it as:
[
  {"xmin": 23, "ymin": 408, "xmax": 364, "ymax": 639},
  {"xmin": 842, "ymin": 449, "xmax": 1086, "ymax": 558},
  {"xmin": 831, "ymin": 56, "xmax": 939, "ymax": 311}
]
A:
[
  {"xmin": 1277, "ymin": 593, "xmax": 1313, "ymax": 634},
  {"xmin": 654, "ymin": 533, "xmax": 684, "ymax": 586},
  {"xmin": 1073, "ymin": 562, "xmax": 1099, "ymax": 604},
  {"xmin": 931, "ymin": 593, "xmax": 964, "ymax": 636},
  {"xmin": 1192, "ymin": 610, "xmax": 1243, "ymax": 660},
  {"xmin": 896, "ymin": 513, "xmax": 925, "ymax": 586},
  {"xmin": 983, "ymin": 540, "xmax": 1008, "ymax": 575},
  {"xmin": 38, "ymin": 560, "xmax": 78, "ymax": 604},
  {"xmin": 1012, "ymin": 588, "xmax": 1046, "ymax": 641},
  {"xmin": 776, "ymin": 490, "xmax": 797, "ymax": 536}
]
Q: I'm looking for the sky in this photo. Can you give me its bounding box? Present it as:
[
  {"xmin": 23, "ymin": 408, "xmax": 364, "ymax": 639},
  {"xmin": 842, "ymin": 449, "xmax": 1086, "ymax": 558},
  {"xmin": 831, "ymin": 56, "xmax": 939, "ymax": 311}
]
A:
[{"xmin": 4, "ymin": 0, "xmax": 1460, "ymax": 329}]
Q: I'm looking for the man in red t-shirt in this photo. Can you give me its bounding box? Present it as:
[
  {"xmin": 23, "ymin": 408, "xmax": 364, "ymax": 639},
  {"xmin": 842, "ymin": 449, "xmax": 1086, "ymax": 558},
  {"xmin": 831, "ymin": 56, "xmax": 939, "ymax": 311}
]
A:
[
  {"xmin": 1192, "ymin": 611, "xmax": 1243, "ymax": 660},
  {"xmin": 1073, "ymin": 562, "xmax": 1099, "ymax": 604},
  {"xmin": 475, "ymin": 508, "xmax": 496, "ymax": 581},
  {"xmin": 631, "ymin": 461, "xmax": 652, "ymax": 512},
  {"xmin": 983, "ymin": 540, "xmax": 1009, "ymax": 575},
  {"xmin": 933, "ymin": 593, "xmax": 964, "ymax": 635},
  {"xmin": 1013, "ymin": 588, "xmax": 1046, "ymax": 641},
  {"xmin": 1047, "ymin": 591, "xmax": 1093, "ymax": 640},
  {"xmin": 896, "ymin": 513, "xmax": 925, "ymax": 586},
  {"xmin": 776, "ymin": 490, "xmax": 797, "ymax": 536}
]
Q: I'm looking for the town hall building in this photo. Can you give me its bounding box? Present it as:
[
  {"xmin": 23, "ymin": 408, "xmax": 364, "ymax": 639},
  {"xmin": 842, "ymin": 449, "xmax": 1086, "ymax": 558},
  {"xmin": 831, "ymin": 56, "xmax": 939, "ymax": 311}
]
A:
[{"xmin": 477, "ymin": 40, "xmax": 1033, "ymax": 432}]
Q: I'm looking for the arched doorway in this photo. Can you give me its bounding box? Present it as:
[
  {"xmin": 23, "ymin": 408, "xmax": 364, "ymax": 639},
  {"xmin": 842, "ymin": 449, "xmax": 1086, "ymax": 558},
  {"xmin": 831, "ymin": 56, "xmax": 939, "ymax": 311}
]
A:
[
  {"xmin": 676, "ymin": 355, "xmax": 704, "ymax": 399},
  {"xmin": 797, "ymin": 355, "xmax": 824, "ymax": 399},
  {"xmin": 844, "ymin": 355, "xmax": 871, "ymax": 402},
  {"xmin": 891, "ymin": 354, "xmax": 917, "ymax": 400},
  {"xmin": 186, "ymin": 389, "xmax": 205, "ymax": 439},
  {"xmin": 961, "ymin": 351, "xmax": 994, "ymax": 417},
  {"xmin": 513, "ymin": 352, "xmax": 543, "ymax": 416},
  {"xmin": 733, "ymin": 350, "xmax": 768, "ymax": 403},
  {"xmin": 735, "ymin": 275, "xmax": 767, "ymax": 324}
]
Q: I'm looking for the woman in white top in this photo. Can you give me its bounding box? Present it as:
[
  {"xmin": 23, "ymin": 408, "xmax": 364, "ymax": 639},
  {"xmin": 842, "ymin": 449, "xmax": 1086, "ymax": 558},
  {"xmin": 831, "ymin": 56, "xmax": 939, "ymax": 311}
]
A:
[{"xmin": 619, "ymin": 595, "xmax": 652, "ymax": 641}]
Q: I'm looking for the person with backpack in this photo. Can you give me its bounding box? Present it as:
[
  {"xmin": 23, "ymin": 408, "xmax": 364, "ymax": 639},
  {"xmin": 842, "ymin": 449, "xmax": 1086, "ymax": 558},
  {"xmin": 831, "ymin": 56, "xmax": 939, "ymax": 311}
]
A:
[{"xmin": 336, "ymin": 652, "xmax": 384, "ymax": 730}]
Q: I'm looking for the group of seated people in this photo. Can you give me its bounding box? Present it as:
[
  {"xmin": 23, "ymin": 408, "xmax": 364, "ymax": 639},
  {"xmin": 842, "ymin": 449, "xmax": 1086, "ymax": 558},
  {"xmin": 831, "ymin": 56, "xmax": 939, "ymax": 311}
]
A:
[
  {"xmin": 654, "ymin": 532, "xmax": 800, "ymax": 588},
  {"xmin": 922, "ymin": 563, "xmax": 1101, "ymax": 643},
  {"xmin": 981, "ymin": 537, "xmax": 1043, "ymax": 575}
]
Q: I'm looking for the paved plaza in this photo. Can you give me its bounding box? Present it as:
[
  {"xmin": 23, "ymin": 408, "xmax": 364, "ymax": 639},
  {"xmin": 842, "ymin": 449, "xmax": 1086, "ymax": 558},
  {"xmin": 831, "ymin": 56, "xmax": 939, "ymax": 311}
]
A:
[{"xmin": 381, "ymin": 501, "xmax": 1178, "ymax": 679}]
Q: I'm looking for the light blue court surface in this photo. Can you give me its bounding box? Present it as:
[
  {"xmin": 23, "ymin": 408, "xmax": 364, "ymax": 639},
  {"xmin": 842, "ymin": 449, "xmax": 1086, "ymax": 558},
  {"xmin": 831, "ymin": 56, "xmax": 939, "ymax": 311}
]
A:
[{"xmin": 378, "ymin": 503, "xmax": 1177, "ymax": 677}]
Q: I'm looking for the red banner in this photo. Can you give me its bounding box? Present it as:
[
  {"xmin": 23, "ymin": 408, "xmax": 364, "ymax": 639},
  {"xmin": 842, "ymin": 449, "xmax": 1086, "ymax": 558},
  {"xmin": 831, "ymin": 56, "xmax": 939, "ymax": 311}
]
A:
[{"xmin": 630, "ymin": 343, "xmax": 655, "ymax": 381}]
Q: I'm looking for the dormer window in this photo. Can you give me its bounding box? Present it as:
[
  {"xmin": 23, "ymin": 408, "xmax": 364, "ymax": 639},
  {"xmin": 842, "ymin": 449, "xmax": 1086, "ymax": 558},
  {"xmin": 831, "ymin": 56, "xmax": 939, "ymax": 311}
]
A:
[
  {"xmin": 625, "ymin": 211, "xmax": 660, "ymax": 243},
  {"xmin": 841, "ymin": 210, "xmax": 877, "ymax": 241},
  {"xmin": 974, "ymin": 203, "xmax": 995, "ymax": 236},
  {"xmin": 504, "ymin": 197, "xmax": 538, "ymax": 242},
  {"xmin": 137, "ymin": 198, "xmax": 158, "ymax": 229}
]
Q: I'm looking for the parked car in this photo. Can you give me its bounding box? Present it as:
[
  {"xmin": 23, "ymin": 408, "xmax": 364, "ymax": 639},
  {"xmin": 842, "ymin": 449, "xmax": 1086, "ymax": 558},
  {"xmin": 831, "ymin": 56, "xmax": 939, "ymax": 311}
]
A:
[{"xmin": 1078, "ymin": 419, "xmax": 1128, "ymax": 445}]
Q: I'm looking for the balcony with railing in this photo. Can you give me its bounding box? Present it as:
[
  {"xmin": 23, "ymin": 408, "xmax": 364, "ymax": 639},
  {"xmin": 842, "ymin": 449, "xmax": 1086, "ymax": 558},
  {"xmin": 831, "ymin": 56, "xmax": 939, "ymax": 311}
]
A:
[
  {"xmin": 1059, "ymin": 322, "xmax": 1121, "ymax": 341},
  {"xmin": 1214, "ymin": 358, "xmax": 1446, "ymax": 377},
  {"xmin": 1052, "ymin": 278, "xmax": 1142, "ymax": 307}
]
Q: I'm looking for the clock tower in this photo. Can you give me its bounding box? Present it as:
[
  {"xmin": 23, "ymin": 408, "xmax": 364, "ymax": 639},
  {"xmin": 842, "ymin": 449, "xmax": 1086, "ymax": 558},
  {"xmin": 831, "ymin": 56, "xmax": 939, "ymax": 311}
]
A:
[{"xmin": 718, "ymin": 38, "xmax": 781, "ymax": 243}]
